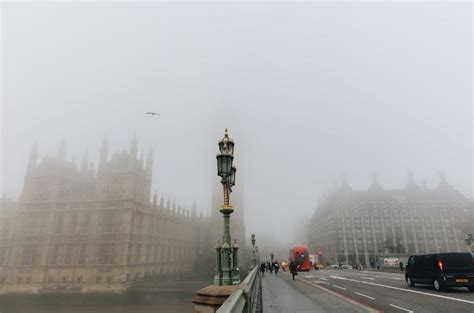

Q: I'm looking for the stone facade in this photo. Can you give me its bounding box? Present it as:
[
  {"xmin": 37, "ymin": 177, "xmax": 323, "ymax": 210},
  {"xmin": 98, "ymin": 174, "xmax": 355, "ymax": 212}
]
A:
[
  {"xmin": 308, "ymin": 174, "xmax": 474, "ymax": 268},
  {"xmin": 0, "ymin": 137, "xmax": 211, "ymax": 294}
]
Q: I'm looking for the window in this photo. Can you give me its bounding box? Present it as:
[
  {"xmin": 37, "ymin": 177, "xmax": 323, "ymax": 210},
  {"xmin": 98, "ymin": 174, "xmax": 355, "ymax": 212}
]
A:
[
  {"xmin": 69, "ymin": 213, "xmax": 78, "ymax": 234},
  {"xmin": 64, "ymin": 245, "xmax": 73, "ymax": 265},
  {"xmin": 50, "ymin": 245, "xmax": 59, "ymax": 265},
  {"xmin": 98, "ymin": 243, "xmax": 115, "ymax": 264},
  {"xmin": 55, "ymin": 213, "xmax": 65, "ymax": 234},
  {"xmin": 82, "ymin": 213, "xmax": 92, "ymax": 234},
  {"xmin": 78, "ymin": 244, "xmax": 86, "ymax": 264},
  {"xmin": 102, "ymin": 211, "xmax": 114, "ymax": 233},
  {"xmin": 21, "ymin": 245, "xmax": 35, "ymax": 265}
]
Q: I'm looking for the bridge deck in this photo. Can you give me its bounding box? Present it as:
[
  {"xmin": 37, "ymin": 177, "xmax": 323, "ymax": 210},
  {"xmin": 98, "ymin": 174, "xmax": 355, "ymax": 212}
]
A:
[{"xmin": 261, "ymin": 272, "xmax": 372, "ymax": 313}]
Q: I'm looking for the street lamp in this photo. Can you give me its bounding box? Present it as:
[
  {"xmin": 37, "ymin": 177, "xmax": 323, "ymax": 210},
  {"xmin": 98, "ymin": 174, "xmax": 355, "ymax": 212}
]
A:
[
  {"xmin": 251, "ymin": 233, "xmax": 257, "ymax": 268},
  {"xmin": 229, "ymin": 166, "xmax": 236, "ymax": 192},
  {"xmin": 214, "ymin": 128, "xmax": 240, "ymax": 286}
]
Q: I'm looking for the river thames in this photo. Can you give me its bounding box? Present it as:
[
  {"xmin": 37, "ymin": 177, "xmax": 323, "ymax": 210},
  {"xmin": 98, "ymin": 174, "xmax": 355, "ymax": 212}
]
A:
[{"xmin": 0, "ymin": 282, "xmax": 205, "ymax": 313}]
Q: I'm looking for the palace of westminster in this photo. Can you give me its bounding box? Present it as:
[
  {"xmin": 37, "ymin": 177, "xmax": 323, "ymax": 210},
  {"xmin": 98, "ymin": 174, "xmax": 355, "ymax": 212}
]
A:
[{"xmin": 0, "ymin": 137, "xmax": 246, "ymax": 294}]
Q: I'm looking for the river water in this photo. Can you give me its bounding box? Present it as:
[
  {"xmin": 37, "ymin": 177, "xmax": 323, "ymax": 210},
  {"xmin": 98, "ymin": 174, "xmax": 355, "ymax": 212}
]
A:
[{"xmin": 0, "ymin": 290, "xmax": 197, "ymax": 313}]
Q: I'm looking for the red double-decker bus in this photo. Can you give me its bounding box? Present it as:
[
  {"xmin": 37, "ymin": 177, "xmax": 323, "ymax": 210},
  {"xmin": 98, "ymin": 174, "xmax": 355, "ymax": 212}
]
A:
[{"xmin": 290, "ymin": 245, "xmax": 311, "ymax": 271}]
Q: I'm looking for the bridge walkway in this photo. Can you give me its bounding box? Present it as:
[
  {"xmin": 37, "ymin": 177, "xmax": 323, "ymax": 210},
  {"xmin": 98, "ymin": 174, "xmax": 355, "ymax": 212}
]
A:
[{"xmin": 261, "ymin": 272, "xmax": 373, "ymax": 313}]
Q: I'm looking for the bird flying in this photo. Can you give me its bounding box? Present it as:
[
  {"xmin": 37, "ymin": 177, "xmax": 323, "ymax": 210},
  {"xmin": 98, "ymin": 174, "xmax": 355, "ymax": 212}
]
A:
[{"xmin": 145, "ymin": 112, "xmax": 160, "ymax": 116}]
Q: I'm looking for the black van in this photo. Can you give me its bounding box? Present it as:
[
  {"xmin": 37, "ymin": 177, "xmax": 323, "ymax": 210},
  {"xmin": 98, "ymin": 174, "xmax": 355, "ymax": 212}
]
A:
[{"xmin": 405, "ymin": 252, "xmax": 474, "ymax": 291}]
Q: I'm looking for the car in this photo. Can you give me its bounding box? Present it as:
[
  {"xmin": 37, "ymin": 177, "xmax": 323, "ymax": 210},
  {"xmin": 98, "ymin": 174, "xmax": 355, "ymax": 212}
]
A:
[
  {"xmin": 330, "ymin": 264, "xmax": 339, "ymax": 269},
  {"xmin": 340, "ymin": 262, "xmax": 353, "ymax": 270},
  {"xmin": 405, "ymin": 252, "xmax": 474, "ymax": 291}
]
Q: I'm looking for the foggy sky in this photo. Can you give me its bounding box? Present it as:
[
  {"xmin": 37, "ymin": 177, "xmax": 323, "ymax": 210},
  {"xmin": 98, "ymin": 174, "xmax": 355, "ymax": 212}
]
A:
[{"xmin": 1, "ymin": 2, "xmax": 472, "ymax": 243}]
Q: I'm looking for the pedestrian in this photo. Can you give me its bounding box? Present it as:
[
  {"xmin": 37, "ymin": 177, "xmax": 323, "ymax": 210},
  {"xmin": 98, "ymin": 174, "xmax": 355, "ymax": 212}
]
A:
[
  {"xmin": 268, "ymin": 262, "xmax": 273, "ymax": 274},
  {"xmin": 399, "ymin": 261, "xmax": 404, "ymax": 272},
  {"xmin": 273, "ymin": 261, "xmax": 280, "ymax": 275},
  {"xmin": 338, "ymin": 262, "xmax": 342, "ymax": 270},
  {"xmin": 289, "ymin": 260, "xmax": 297, "ymax": 280},
  {"xmin": 260, "ymin": 262, "xmax": 266, "ymax": 277}
]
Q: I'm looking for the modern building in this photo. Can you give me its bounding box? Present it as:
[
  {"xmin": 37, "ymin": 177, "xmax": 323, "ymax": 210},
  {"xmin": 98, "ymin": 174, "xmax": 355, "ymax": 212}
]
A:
[
  {"xmin": 307, "ymin": 174, "xmax": 474, "ymax": 268},
  {"xmin": 0, "ymin": 137, "xmax": 211, "ymax": 294}
]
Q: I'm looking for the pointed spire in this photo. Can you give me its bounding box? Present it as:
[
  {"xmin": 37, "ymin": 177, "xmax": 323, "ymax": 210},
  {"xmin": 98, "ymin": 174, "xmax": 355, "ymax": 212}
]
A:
[
  {"xmin": 57, "ymin": 139, "xmax": 66, "ymax": 160},
  {"xmin": 99, "ymin": 135, "xmax": 108, "ymax": 171},
  {"xmin": 27, "ymin": 141, "xmax": 39, "ymax": 174},
  {"xmin": 369, "ymin": 172, "xmax": 383, "ymax": 190},
  {"xmin": 153, "ymin": 191, "xmax": 158, "ymax": 207},
  {"xmin": 339, "ymin": 173, "xmax": 352, "ymax": 191},
  {"xmin": 28, "ymin": 141, "xmax": 38, "ymax": 165},
  {"xmin": 71, "ymin": 156, "xmax": 77, "ymax": 171},
  {"xmin": 421, "ymin": 180, "xmax": 427, "ymax": 190},
  {"xmin": 81, "ymin": 150, "xmax": 89, "ymax": 173},
  {"xmin": 130, "ymin": 133, "xmax": 138, "ymax": 159},
  {"xmin": 192, "ymin": 201, "xmax": 197, "ymax": 218},
  {"xmin": 160, "ymin": 194, "xmax": 165, "ymax": 209},
  {"xmin": 437, "ymin": 171, "xmax": 451, "ymax": 189},
  {"xmin": 405, "ymin": 171, "xmax": 420, "ymax": 190},
  {"xmin": 146, "ymin": 146, "xmax": 153, "ymax": 174},
  {"xmin": 1, "ymin": 193, "xmax": 6, "ymax": 217},
  {"xmin": 139, "ymin": 150, "xmax": 144, "ymax": 170}
]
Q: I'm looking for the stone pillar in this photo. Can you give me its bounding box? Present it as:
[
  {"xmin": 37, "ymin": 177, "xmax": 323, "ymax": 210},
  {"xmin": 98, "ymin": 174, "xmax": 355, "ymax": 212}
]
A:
[{"xmin": 193, "ymin": 285, "xmax": 238, "ymax": 313}]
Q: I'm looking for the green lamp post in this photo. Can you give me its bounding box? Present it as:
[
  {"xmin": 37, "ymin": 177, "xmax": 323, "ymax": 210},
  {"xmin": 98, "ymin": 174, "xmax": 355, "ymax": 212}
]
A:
[{"xmin": 214, "ymin": 129, "xmax": 240, "ymax": 286}]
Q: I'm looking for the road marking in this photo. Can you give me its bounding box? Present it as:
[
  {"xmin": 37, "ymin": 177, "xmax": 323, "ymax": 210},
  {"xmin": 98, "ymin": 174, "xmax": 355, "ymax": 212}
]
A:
[
  {"xmin": 330, "ymin": 275, "xmax": 474, "ymax": 305},
  {"xmin": 332, "ymin": 284, "xmax": 347, "ymax": 291},
  {"xmin": 354, "ymin": 292, "xmax": 375, "ymax": 300},
  {"xmin": 361, "ymin": 276, "xmax": 375, "ymax": 280},
  {"xmin": 295, "ymin": 276, "xmax": 382, "ymax": 313},
  {"xmin": 389, "ymin": 304, "xmax": 413, "ymax": 312}
]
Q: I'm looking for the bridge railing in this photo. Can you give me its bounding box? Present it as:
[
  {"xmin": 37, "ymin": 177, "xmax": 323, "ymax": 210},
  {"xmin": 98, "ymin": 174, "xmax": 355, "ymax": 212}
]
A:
[{"xmin": 216, "ymin": 266, "xmax": 262, "ymax": 313}]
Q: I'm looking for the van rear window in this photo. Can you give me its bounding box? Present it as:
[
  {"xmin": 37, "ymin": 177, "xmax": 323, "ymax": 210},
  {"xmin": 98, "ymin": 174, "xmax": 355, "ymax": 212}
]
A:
[{"xmin": 439, "ymin": 253, "xmax": 471, "ymax": 268}]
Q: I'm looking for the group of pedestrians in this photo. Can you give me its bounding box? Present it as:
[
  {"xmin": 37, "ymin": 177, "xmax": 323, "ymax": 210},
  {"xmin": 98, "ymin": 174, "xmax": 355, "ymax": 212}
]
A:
[
  {"xmin": 259, "ymin": 260, "xmax": 280, "ymax": 276},
  {"xmin": 260, "ymin": 259, "xmax": 298, "ymax": 281}
]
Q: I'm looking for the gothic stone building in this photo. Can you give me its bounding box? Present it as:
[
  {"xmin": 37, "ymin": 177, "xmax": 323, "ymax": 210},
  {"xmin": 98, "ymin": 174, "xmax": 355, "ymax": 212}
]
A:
[
  {"xmin": 0, "ymin": 138, "xmax": 211, "ymax": 294},
  {"xmin": 308, "ymin": 174, "xmax": 473, "ymax": 268}
]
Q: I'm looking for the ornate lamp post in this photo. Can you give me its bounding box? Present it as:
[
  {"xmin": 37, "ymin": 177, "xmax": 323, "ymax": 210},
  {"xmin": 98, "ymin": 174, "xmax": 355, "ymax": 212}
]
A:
[
  {"xmin": 251, "ymin": 233, "xmax": 257, "ymax": 268},
  {"xmin": 214, "ymin": 129, "xmax": 240, "ymax": 286}
]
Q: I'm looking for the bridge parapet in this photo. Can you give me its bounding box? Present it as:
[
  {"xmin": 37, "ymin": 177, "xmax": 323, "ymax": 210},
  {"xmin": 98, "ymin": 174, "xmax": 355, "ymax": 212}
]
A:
[{"xmin": 216, "ymin": 266, "xmax": 262, "ymax": 313}]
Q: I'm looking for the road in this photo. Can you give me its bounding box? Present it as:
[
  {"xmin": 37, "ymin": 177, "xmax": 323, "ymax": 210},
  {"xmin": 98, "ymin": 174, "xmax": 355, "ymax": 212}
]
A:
[
  {"xmin": 262, "ymin": 271, "xmax": 375, "ymax": 313},
  {"xmin": 276, "ymin": 268, "xmax": 474, "ymax": 313}
]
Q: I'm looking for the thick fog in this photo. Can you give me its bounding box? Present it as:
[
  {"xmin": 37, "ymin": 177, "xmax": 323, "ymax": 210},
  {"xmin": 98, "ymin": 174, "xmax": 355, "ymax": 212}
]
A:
[{"xmin": 1, "ymin": 2, "xmax": 472, "ymax": 242}]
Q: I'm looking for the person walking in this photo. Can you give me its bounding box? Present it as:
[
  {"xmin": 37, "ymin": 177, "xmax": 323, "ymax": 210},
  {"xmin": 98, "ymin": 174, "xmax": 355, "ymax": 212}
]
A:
[
  {"xmin": 289, "ymin": 260, "xmax": 297, "ymax": 281},
  {"xmin": 273, "ymin": 261, "xmax": 280, "ymax": 275},
  {"xmin": 268, "ymin": 261, "xmax": 273, "ymax": 274},
  {"xmin": 399, "ymin": 261, "xmax": 404, "ymax": 272},
  {"xmin": 260, "ymin": 262, "xmax": 266, "ymax": 277}
]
